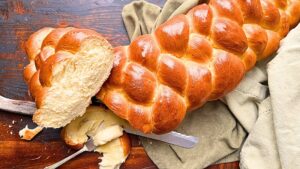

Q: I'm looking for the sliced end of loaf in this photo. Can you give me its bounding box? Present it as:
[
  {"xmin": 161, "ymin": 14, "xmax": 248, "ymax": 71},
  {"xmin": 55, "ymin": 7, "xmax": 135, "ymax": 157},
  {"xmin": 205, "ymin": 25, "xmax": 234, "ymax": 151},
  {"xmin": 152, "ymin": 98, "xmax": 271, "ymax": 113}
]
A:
[{"xmin": 33, "ymin": 37, "xmax": 114, "ymax": 128}]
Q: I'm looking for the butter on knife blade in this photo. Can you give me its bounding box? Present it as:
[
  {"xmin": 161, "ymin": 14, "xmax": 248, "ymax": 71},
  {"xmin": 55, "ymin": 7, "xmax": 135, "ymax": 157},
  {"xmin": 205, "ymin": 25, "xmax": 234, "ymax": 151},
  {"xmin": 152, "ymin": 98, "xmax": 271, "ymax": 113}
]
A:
[{"xmin": 0, "ymin": 95, "xmax": 199, "ymax": 148}]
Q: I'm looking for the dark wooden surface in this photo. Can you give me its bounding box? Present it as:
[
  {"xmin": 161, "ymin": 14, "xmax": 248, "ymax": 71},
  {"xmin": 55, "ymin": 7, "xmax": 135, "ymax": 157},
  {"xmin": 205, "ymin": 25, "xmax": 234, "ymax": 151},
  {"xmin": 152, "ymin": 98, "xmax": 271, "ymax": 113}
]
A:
[{"xmin": 0, "ymin": 0, "xmax": 239, "ymax": 168}]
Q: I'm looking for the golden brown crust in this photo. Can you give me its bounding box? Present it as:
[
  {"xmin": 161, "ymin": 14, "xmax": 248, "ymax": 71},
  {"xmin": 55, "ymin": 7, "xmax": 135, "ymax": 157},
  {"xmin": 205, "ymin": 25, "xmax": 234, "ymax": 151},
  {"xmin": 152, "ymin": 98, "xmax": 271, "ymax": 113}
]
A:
[
  {"xmin": 287, "ymin": 1, "xmax": 300, "ymax": 27},
  {"xmin": 241, "ymin": 48, "xmax": 257, "ymax": 71},
  {"xmin": 237, "ymin": 0, "xmax": 263, "ymax": 23},
  {"xmin": 29, "ymin": 71, "xmax": 42, "ymax": 99},
  {"xmin": 25, "ymin": 27, "xmax": 54, "ymax": 60},
  {"xmin": 128, "ymin": 105, "xmax": 152, "ymax": 133},
  {"xmin": 56, "ymin": 29, "xmax": 105, "ymax": 53},
  {"xmin": 260, "ymin": 30, "xmax": 281, "ymax": 60},
  {"xmin": 23, "ymin": 62, "xmax": 36, "ymax": 84},
  {"xmin": 60, "ymin": 127, "xmax": 85, "ymax": 150},
  {"xmin": 188, "ymin": 4, "xmax": 212, "ymax": 36},
  {"xmin": 106, "ymin": 47, "xmax": 127, "ymax": 86},
  {"xmin": 152, "ymin": 86, "xmax": 186, "ymax": 134},
  {"xmin": 98, "ymin": 0, "xmax": 300, "ymax": 134},
  {"xmin": 100, "ymin": 89, "xmax": 129, "ymax": 119},
  {"xmin": 186, "ymin": 63, "xmax": 212, "ymax": 109},
  {"xmin": 129, "ymin": 35, "xmax": 160, "ymax": 71},
  {"xmin": 211, "ymin": 0, "xmax": 244, "ymax": 25},
  {"xmin": 158, "ymin": 55, "xmax": 187, "ymax": 94},
  {"xmin": 42, "ymin": 27, "xmax": 75, "ymax": 48},
  {"xmin": 187, "ymin": 35, "xmax": 212, "ymax": 63},
  {"xmin": 123, "ymin": 63, "xmax": 156, "ymax": 103},
  {"xmin": 155, "ymin": 15, "xmax": 189, "ymax": 57},
  {"xmin": 119, "ymin": 132, "xmax": 131, "ymax": 156},
  {"xmin": 261, "ymin": 0, "xmax": 281, "ymax": 30},
  {"xmin": 209, "ymin": 51, "xmax": 245, "ymax": 100},
  {"xmin": 212, "ymin": 18, "xmax": 248, "ymax": 54},
  {"xmin": 243, "ymin": 24, "xmax": 268, "ymax": 56}
]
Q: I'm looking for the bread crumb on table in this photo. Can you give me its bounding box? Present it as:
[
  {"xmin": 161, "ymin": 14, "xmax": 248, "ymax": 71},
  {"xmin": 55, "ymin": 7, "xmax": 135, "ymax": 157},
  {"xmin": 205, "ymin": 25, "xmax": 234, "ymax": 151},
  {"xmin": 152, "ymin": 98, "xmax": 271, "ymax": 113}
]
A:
[{"xmin": 19, "ymin": 125, "xmax": 43, "ymax": 140}]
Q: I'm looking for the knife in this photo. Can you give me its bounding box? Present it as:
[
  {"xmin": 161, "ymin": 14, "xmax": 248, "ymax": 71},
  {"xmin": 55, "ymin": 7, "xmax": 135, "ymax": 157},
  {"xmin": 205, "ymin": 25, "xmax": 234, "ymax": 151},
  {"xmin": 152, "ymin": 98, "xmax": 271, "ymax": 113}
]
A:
[
  {"xmin": 0, "ymin": 95, "xmax": 36, "ymax": 116},
  {"xmin": 0, "ymin": 95, "xmax": 199, "ymax": 148},
  {"xmin": 124, "ymin": 127, "xmax": 198, "ymax": 148}
]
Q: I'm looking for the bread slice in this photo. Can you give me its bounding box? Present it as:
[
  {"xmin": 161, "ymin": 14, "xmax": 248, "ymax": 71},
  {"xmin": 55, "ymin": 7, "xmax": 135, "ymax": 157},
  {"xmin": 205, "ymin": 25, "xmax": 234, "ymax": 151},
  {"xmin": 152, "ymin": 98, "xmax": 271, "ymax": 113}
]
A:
[
  {"xmin": 24, "ymin": 28, "xmax": 114, "ymax": 128},
  {"xmin": 96, "ymin": 135, "xmax": 130, "ymax": 169},
  {"xmin": 61, "ymin": 106, "xmax": 130, "ymax": 169}
]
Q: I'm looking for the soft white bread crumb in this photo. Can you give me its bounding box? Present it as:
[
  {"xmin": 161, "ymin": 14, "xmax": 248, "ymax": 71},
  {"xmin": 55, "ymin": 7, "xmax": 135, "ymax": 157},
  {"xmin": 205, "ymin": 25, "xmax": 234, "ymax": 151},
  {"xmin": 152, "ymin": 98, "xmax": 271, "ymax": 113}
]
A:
[
  {"xmin": 19, "ymin": 125, "xmax": 43, "ymax": 140},
  {"xmin": 62, "ymin": 106, "xmax": 126, "ymax": 146},
  {"xmin": 62, "ymin": 106, "xmax": 130, "ymax": 169},
  {"xmin": 96, "ymin": 138, "xmax": 128, "ymax": 169},
  {"xmin": 93, "ymin": 125, "xmax": 123, "ymax": 146},
  {"xmin": 34, "ymin": 38, "xmax": 114, "ymax": 128}
]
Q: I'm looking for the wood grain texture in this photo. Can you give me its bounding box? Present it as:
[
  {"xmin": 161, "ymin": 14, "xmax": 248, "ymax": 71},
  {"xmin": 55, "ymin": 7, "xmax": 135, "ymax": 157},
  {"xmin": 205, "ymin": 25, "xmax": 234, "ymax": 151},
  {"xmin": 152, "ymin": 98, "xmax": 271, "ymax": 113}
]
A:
[{"xmin": 0, "ymin": 0, "xmax": 239, "ymax": 168}]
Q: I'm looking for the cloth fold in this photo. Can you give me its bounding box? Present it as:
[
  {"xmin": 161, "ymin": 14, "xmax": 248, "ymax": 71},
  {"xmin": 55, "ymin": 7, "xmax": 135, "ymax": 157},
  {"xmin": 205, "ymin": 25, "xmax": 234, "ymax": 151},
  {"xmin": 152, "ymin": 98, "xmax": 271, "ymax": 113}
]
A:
[
  {"xmin": 121, "ymin": 1, "xmax": 300, "ymax": 169},
  {"xmin": 142, "ymin": 101, "xmax": 246, "ymax": 168},
  {"xmin": 268, "ymin": 29, "xmax": 300, "ymax": 169}
]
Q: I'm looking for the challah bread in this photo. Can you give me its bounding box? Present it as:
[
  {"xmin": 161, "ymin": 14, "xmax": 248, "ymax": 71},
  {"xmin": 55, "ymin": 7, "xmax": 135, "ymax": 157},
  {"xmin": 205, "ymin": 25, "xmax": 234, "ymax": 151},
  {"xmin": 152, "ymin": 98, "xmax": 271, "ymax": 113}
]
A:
[
  {"xmin": 98, "ymin": 0, "xmax": 300, "ymax": 134},
  {"xmin": 61, "ymin": 106, "xmax": 130, "ymax": 169},
  {"xmin": 24, "ymin": 27, "xmax": 114, "ymax": 128}
]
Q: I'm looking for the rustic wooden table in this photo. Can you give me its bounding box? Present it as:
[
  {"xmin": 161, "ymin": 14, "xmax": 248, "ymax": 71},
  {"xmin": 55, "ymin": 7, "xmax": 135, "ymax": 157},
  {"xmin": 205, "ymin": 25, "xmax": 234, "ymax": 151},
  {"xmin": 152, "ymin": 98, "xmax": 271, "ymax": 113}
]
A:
[{"xmin": 0, "ymin": 0, "xmax": 239, "ymax": 168}]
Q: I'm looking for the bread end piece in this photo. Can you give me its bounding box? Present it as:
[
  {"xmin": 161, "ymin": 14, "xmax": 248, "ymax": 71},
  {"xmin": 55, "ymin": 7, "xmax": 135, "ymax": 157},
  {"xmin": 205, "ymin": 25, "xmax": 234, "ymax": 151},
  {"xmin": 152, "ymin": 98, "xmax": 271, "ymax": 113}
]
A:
[
  {"xmin": 19, "ymin": 125, "xmax": 43, "ymax": 141},
  {"xmin": 25, "ymin": 28, "xmax": 114, "ymax": 128}
]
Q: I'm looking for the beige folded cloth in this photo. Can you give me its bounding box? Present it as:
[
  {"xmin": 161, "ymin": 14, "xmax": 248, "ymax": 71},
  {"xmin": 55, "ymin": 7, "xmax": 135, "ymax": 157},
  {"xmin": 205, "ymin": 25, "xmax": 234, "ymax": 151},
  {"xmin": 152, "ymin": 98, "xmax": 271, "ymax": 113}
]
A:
[
  {"xmin": 122, "ymin": 1, "xmax": 300, "ymax": 169},
  {"xmin": 239, "ymin": 26, "xmax": 300, "ymax": 169},
  {"xmin": 268, "ymin": 29, "xmax": 300, "ymax": 168}
]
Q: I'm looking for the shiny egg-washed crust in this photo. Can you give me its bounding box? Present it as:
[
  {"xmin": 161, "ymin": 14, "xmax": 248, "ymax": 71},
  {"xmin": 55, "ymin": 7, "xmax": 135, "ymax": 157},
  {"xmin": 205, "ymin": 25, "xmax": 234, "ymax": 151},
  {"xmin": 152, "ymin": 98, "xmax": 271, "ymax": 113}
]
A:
[
  {"xmin": 98, "ymin": 0, "xmax": 300, "ymax": 134},
  {"xmin": 24, "ymin": 27, "xmax": 113, "ymax": 126},
  {"xmin": 119, "ymin": 133, "xmax": 131, "ymax": 157}
]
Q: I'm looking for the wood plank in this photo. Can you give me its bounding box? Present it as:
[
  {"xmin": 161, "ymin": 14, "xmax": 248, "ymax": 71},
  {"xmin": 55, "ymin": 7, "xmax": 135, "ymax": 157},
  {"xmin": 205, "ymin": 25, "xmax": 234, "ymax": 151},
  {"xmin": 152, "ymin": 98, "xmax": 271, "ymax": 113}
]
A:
[{"xmin": 0, "ymin": 0, "xmax": 239, "ymax": 168}]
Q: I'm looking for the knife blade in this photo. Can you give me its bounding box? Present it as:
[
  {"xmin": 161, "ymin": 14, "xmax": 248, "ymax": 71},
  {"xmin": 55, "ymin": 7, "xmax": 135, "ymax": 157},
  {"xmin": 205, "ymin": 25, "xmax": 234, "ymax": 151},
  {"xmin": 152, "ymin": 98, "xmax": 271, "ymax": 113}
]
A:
[
  {"xmin": 0, "ymin": 95, "xmax": 199, "ymax": 148},
  {"xmin": 0, "ymin": 95, "xmax": 36, "ymax": 115},
  {"xmin": 124, "ymin": 127, "xmax": 198, "ymax": 149}
]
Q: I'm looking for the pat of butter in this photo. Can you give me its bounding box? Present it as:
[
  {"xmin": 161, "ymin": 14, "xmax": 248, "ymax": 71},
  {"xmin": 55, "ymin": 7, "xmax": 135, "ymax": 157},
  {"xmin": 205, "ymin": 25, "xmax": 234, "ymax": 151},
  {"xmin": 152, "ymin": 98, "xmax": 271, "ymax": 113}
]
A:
[{"xmin": 93, "ymin": 125, "xmax": 123, "ymax": 146}]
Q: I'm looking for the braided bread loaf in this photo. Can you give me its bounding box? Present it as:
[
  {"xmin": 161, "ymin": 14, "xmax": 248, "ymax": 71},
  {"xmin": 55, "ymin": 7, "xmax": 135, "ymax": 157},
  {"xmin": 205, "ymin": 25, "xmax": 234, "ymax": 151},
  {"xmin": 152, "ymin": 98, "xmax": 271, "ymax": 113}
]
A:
[
  {"xmin": 98, "ymin": 0, "xmax": 300, "ymax": 134},
  {"xmin": 24, "ymin": 27, "xmax": 114, "ymax": 128}
]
